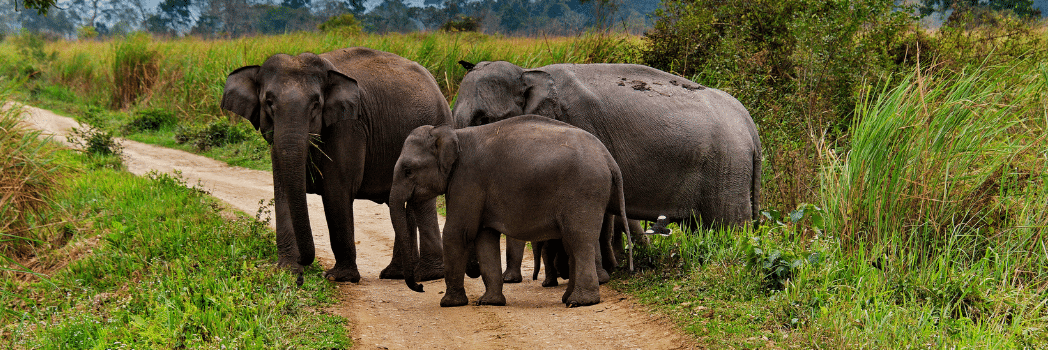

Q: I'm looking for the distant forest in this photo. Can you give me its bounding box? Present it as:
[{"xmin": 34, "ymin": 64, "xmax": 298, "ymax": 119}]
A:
[{"xmin": 0, "ymin": 0, "xmax": 658, "ymax": 38}]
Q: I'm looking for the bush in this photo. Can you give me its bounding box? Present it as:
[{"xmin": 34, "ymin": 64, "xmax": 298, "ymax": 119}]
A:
[
  {"xmin": 318, "ymin": 13, "xmax": 363, "ymax": 35},
  {"xmin": 643, "ymin": 0, "xmax": 914, "ymax": 211},
  {"xmin": 440, "ymin": 15, "xmax": 482, "ymax": 32},
  {"xmin": 69, "ymin": 125, "xmax": 122, "ymax": 157},
  {"xmin": 123, "ymin": 108, "xmax": 177, "ymax": 133},
  {"xmin": 175, "ymin": 119, "xmax": 253, "ymax": 151}
]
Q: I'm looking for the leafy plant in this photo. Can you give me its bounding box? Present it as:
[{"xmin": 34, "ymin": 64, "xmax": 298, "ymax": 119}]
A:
[
  {"xmin": 174, "ymin": 119, "xmax": 253, "ymax": 151},
  {"xmin": 69, "ymin": 125, "xmax": 122, "ymax": 157},
  {"xmin": 318, "ymin": 13, "xmax": 363, "ymax": 35},
  {"xmin": 743, "ymin": 236, "xmax": 820, "ymax": 291},
  {"xmin": 123, "ymin": 108, "xmax": 178, "ymax": 133}
]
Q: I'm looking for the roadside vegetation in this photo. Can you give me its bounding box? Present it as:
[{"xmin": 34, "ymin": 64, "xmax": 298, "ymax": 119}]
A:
[
  {"xmin": 0, "ymin": 82, "xmax": 349, "ymax": 347},
  {"xmin": 1, "ymin": 0, "xmax": 1046, "ymax": 347}
]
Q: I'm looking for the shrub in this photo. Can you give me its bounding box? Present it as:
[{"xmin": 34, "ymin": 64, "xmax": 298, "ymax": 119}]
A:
[
  {"xmin": 643, "ymin": 0, "xmax": 914, "ymax": 211},
  {"xmin": 440, "ymin": 15, "xmax": 482, "ymax": 32},
  {"xmin": 174, "ymin": 119, "xmax": 253, "ymax": 151},
  {"xmin": 318, "ymin": 13, "xmax": 363, "ymax": 35},
  {"xmin": 123, "ymin": 108, "xmax": 177, "ymax": 133},
  {"xmin": 69, "ymin": 125, "xmax": 122, "ymax": 157}
]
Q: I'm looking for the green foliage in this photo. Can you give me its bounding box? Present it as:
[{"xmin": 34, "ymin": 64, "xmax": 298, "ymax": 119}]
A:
[
  {"xmin": 76, "ymin": 26, "xmax": 98, "ymax": 40},
  {"xmin": 318, "ymin": 13, "xmax": 363, "ymax": 35},
  {"xmin": 175, "ymin": 119, "xmax": 254, "ymax": 151},
  {"xmin": 440, "ymin": 15, "xmax": 482, "ymax": 32},
  {"xmin": 68, "ymin": 125, "xmax": 122, "ymax": 158},
  {"xmin": 643, "ymin": 0, "xmax": 915, "ymax": 210},
  {"xmin": 918, "ymin": 0, "xmax": 1042, "ymax": 19},
  {"xmin": 123, "ymin": 108, "xmax": 178, "ymax": 133},
  {"xmin": 1, "ymin": 168, "xmax": 350, "ymax": 348},
  {"xmin": 111, "ymin": 32, "xmax": 159, "ymax": 109}
]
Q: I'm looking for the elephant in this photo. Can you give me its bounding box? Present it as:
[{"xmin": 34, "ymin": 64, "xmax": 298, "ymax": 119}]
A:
[
  {"xmin": 389, "ymin": 115, "xmax": 630, "ymax": 307},
  {"xmin": 220, "ymin": 47, "xmax": 451, "ymax": 283},
  {"xmin": 453, "ymin": 61, "xmax": 762, "ymax": 274},
  {"xmin": 528, "ymin": 239, "xmax": 569, "ymax": 287}
]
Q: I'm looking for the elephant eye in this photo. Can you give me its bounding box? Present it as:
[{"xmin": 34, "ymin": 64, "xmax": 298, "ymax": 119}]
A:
[{"xmin": 403, "ymin": 166, "xmax": 413, "ymax": 177}]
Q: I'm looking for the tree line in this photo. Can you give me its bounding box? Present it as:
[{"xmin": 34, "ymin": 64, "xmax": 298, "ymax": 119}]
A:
[{"xmin": 0, "ymin": 0, "xmax": 657, "ymax": 39}]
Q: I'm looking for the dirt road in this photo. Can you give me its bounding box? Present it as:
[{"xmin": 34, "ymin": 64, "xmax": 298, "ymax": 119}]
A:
[{"xmin": 17, "ymin": 103, "xmax": 695, "ymax": 349}]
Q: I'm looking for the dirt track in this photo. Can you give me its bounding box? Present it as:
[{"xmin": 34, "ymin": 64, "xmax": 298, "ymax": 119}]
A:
[{"xmin": 17, "ymin": 103, "xmax": 696, "ymax": 349}]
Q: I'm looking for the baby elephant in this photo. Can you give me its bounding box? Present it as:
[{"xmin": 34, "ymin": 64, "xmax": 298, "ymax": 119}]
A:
[{"xmin": 389, "ymin": 115, "xmax": 629, "ymax": 307}]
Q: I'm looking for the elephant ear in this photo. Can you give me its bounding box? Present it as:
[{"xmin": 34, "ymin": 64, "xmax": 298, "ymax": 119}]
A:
[
  {"xmin": 323, "ymin": 70, "xmax": 361, "ymax": 128},
  {"xmin": 521, "ymin": 70, "xmax": 559, "ymax": 118},
  {"xmin": 221, "ymin": 65, "xmax": 262, "ymax": 130},
  {"xmin": 431, "ymin": 125, "xmax": 459, "ymax": 177}
]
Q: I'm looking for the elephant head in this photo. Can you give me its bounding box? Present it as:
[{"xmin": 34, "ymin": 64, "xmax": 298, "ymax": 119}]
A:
[
  {"xmin": 221, "ymin": 53, "xmax": 361, "ymax": 267},
  {"xmin": 453, "ymin": 61, "xmax": 558, "ymax": 128},
  {"xmin": 389, "ymin": 125, "xmax": 458, "ymax": 292}
]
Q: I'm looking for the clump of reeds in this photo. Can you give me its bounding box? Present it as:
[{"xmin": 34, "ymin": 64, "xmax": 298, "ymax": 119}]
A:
[
  {"xmin": 110, "ymin": 32, "xmax": 159, "ymax": 109},
  {"xmin": 0, "ymin": 89, "xmax": 65, "ymax": 260},
  {"xmin": 821, "ymin": 62, "xmax": 1047, "ymax": 268}
]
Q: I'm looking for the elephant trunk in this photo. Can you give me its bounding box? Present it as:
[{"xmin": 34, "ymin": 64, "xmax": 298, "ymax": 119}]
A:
[
  {"xmin": 273, "ymin": 134, "xmax": 315, "ymax": 267},
  {"xmin": 389, "ymin": 183, "xmax": 423, "ymax": 292}
]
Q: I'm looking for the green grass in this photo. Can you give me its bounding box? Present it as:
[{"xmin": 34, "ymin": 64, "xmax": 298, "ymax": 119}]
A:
[{"xmin": 1, "ymin": 85, "xmax": 349, "ymax": 347}]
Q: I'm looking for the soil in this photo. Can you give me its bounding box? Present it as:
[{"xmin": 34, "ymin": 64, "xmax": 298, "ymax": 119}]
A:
[{"xmin": 17, "ymin": 103, "xmax": 697, "ymax": 350}]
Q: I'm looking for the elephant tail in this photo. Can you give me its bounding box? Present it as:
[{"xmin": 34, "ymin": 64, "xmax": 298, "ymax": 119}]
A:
[
  {"xmin": 609, "ymin": 154, "xmax": 633, "ymax": 272},
  {"xmin": 750, "ymin": 138, "xmax": 762, "ymax": 231}
]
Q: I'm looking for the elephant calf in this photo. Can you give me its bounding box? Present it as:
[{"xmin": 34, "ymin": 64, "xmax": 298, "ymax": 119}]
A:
[{"xmin": 389, "ymin": 115, "xmax": 630, "ymax": 307}]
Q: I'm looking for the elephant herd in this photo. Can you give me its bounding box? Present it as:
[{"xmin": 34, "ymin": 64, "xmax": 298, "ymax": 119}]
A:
[{"xmin": 221, "ymin": 47, "xmax": 762, "ymax": 307}]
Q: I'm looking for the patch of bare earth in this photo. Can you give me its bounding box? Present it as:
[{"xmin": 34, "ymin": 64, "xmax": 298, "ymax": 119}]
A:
[{"xmin": 18, "ymin": 103, "xmax": 697, "ymax": 349}]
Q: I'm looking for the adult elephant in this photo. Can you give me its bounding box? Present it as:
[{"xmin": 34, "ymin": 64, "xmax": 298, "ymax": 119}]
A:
[
  {"xmin": 454, "ymin": 61, "xmax": 762, "ymax": 272},
  {"xmin": 221, "ymin": 47, "xmax": 451, "ymax": 282}
]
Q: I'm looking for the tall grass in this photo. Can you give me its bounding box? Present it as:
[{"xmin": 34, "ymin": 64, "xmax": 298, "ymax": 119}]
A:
[
  {"xmin": 822, "ymin": 63, "xmax": 1047, "ymax": 265},
  {"xmin": 26, "ymin": 31, "xmax": 642, "ymax": 122},
  {"xmin": 0, "ymin": 81, "xmax": 65, "ymax": 264}
]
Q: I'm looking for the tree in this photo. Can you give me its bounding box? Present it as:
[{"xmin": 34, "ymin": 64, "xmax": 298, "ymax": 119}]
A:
[
  {"xmin": 918, "ymin": 0, "xmax": 1041, "ymax": 19},
  {"xmin": 145, "ymin": 0, "xmax": 195, "ymax": 35}
]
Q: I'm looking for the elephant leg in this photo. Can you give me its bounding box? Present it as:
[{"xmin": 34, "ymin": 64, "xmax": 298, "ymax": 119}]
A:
[
  {"xmin": 321, "ymin": 191, "xmax": 360, "ymax": 283},
  {"xmin": 465, "ymin": 245, "xmax": 481, "ymax": 279},
  {"xmin": 531, "ymin": 240, "xmax": 543, "ymax": 280},
  {"xmin": 440, "ymin": 226, "xmax": 471, "ymax": 307},
  {"xmin": 541, "ymin": 240, "xmax": 562, "ymax": 287},
  {"xmin": 561, "ymin": 231, "xmax": 601, "ymax": 307},
  {"xmin": 414, "ymin": 197, "xmax": 445, "ymax": 281},
  {"xmin": 476, "ymin": 229, "xmax": 507, "ymax": 306},
  {"xmin": 502, "ymin": 237, "xmax": 526, "ymax": 283}
]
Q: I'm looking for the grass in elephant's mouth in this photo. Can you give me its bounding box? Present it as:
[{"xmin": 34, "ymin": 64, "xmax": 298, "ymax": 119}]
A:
[{"xmin": 0, "ymin": 150, "xmax": 349, "ymax": 348}]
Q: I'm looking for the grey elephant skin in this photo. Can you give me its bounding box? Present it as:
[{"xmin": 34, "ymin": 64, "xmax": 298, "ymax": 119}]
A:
[
  {"xmin": 454, "ymin": 61, "xmax": 762, "ymax": 273},
  {"xmin": 221, "ymin": 47, "xmax": 451, "ymax": 283},
  {"xmin": 389, "ymin": 116, "xmax": 630, "ymax": 307}
]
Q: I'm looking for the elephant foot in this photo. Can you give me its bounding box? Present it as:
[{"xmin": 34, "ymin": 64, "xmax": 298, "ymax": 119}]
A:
[
  {"xmin": 564, "ymin": 290, "xmax": 601, "ymax": 307},
  {"xmin": 379, "ymin": 262, "xmax": 405, "ymax": 279},
  {"xmin": 440, "ymin": 289, "xmax": 469, "ymax": 307},
  {"xmin": 541, "ymin": 277, "xmax": 559, "ymax": 287},
  {"xmin": 597, "ymin": 267, "xmax": 610, "ymax": 285},
  {"xmin": 415, "ymin": 264, "xmax": 445, "ymax": 282},
  {"xmin": 476, "ymin": 292, "xmax": 507, "ymax": 306},
  {"xmin": 277, "ymin": 256, "xmax": 304, "ymax": 272},
  {"xmin": 502, "ymin": 270, "xmax": 523, "ymax": 284},
  {"xmin": 323, "ymin": 265, "xmax": 361, "ymax": 283}
]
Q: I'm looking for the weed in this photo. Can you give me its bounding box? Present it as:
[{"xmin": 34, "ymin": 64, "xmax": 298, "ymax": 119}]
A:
[{"xmin": 111, "ymin": 32, "xmax": 159, "ymax": 109}]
